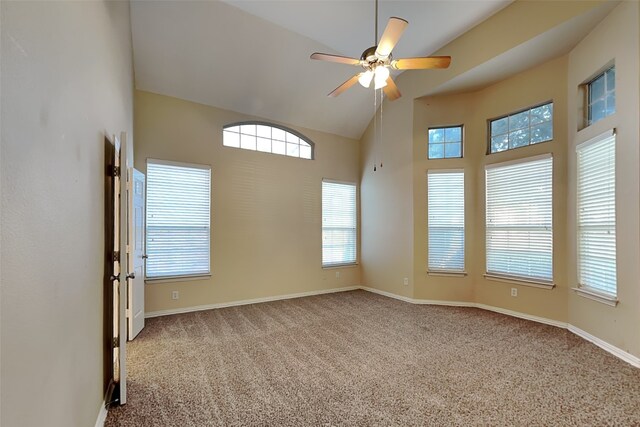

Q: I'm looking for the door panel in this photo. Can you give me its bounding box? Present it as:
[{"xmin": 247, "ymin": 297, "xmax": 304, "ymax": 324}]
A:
[{"xmin": 128, "ymin": 168, "xmax": 145, "ymax": 340}]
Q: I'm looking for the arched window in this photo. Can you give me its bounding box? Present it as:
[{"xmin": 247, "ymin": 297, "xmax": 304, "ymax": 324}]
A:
[{"xmin": 222, "ymin": 121, "xmax": 314, "ymax": 160}]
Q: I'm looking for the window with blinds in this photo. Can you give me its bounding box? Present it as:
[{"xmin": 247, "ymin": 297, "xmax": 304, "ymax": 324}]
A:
[
  {"xmin": 485, "ymin": 155, "xmax": 553, "ymax": 283},
  {"xmin": 428, "ymin": 171, "xmax": 465, "ymax": 272},
  {"xmin": 322, "ymin": 180, "xmax": 357, "ymax": 267},
  {"xmin": 146, "ymin": 160, "xmax": 211, "ymax": 279},
  {"xmin": 577, "ymin": 131, "xmax": 616, "ymax": 296}
]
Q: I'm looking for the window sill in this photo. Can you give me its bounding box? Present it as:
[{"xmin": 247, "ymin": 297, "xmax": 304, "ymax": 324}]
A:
[
  {"xmin": 572, "ymin": 286, "xmax": 618, "ymax": 307},
  {"xmin": 428, "ymin": 270, "xmax": 467, "ymax": 277},
  {"xmin": 145, "ymin": 274, "xmax": 211, "ymax": 284},
  {"xmin": 484, "ymin": 273, "xmax": 555, "ymax": 290},
  {"xmin": 322, "ymin": 263, "xmax": 358, "ymax": 270}
]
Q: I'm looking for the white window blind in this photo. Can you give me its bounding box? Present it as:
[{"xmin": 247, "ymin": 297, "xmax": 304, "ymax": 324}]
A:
[
  {"xmin": 146, "ymin": 160, "xmax": 211, "ymax": 279},
  {"xmin": 428, "ymin": 171, "xmax": 465, "ymax": 272},
  {"xmin": 577, "ymin": 131, "xmax": 616, "ymax": 296},
  {"xmin": 485, "ymin": 155, "xmax": 553, "ymax": 282},
  {"xmin": 322, "ymin": 181, "xmax": 357, "ymax": 267}
]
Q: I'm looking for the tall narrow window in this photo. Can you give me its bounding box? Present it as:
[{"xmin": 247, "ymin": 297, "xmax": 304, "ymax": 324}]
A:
[
  {"xmin": 485, "ymin": 155, "xmax": 553, "ymax": 284},
  {"xmin": 322, "ymin": 180, "xmax": 357, "ymax": 267},
  {"xmin": 146, "ymin": 160, "xmax": 211, "ymax": 279},
  {"xmin": 577, "ymin": 131, "xmax": 616, "ymax": 296},
  {"xmin": 428, "ymin": 171, "xmax": 465, "ymax": 272},
  {"xmin": 587, "ymin": 66, "xmax": 615, "ymax": 126}
]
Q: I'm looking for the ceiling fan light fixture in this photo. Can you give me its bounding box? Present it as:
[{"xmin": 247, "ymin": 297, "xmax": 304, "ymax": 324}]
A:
[
  {"xmin": 374, "ymin": 66, "xmax": 389, "ymax": 89},
  {"xmin": 358, "ymin": 70, "xmax": 374, "ymax": 88}
]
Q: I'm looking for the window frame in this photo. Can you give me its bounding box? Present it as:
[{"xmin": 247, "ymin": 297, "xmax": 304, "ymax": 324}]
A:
[
  {"xmin": 427, "ymin": 125, "xmax": 464, "ymax": 159},
  {"xmin": 574, "ymin": 129, "xmax": 617, "ymax": 305},
  {"xmin": 145, "ymin": 158, "xmax": 212, "ymax": 281},
  {"xmin": 222, "ymin": 121, "xmax": 315, "ymax": 160},
  {"xmin": 321, "ymin": 179, "xmax": 358, "ymax": 268},
  {"xmin": 487, "ymin": 101, "xmax": 554, "ymax": 154},
  {"xmin": 427, "ymin": 169, "xmax": 465, "ymax": 275},
  {"xmin": 484, "ymin": 154, "xmax": 554, "ymax": 288},
  {"xmin": 587, "ymin": 66, "xmax": 615, "ymax": 126}
]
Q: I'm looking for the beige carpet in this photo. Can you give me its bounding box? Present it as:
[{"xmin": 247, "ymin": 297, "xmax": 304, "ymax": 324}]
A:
[{"xmin": 106, "ymin": 290, "xmax": 640, "ymax": 426}]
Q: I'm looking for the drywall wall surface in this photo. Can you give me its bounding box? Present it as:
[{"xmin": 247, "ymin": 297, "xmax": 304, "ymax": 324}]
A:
[
  {"xmin": 412, "ymin": 93, "xmax": 477, "ymax": 303},
  {"xmin": 1, "ymin": 1, "xmax": 134, "ymax": 426},
  {"xmin": 567, "ymin": 1, "xmax": 640, "ymax": 358},
  {"xmin": 359, "ymin": 95, "xmax": 415, "ymax": 297},
  {"xmin": 134, "ymin": 91, "xmax": 361, "ymax": 313},
  {"xmin": 471, "ymin": 56, "xmax": 569, "ymax": 323}
]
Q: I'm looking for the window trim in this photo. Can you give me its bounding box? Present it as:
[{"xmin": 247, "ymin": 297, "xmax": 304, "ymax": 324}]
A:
[
  {"xmin": 427, "ymin": 124, "xmax": 464, "ymax": 159},
  {"xmin": 427, "ymin": 169, "xmax": 465, "ymax": 274},
  {"xmin": 586, "ymin": 65, "xmax": 615, "ymax": 126},
  {"xmin": 222, "ymin": 121, "xmax": 315, "ymax": 160},
  {"xmin": 321, "ymin": 178, "xmax": 358, "ymax": 268},
  {"xmin": 145, "ymin": 158, "xmax": 212, "ymax": 280},
  {"xmin": 486, "ymin": 100, "xmax": 554, "ymax": 154}
]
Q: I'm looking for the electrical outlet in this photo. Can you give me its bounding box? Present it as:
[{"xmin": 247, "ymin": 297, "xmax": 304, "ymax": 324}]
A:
[
  {"xmin": 335, "ymin": 271, "xmax": 340, "ymax": 279},
  {"xmin": 172, "ymin": 291, "xmax": 179, "ymax": 300},
  {"xmin": 403, "ymin": 277, "xmax": 409, "ymax": 286},
  {"xmin": 511, "ymin": 288, "xmax": 517, "ymax": 297}
]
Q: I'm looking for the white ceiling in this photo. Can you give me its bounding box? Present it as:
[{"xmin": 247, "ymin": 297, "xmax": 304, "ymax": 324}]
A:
[{"xmin": 130, "ymin": 0, "xmax": 511, "ymax": 139}]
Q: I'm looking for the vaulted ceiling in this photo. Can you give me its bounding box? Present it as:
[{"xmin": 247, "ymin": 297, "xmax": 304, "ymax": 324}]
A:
[{"xmin": 129, "ymin": 1, "xmax": 610, "ymax": 139}]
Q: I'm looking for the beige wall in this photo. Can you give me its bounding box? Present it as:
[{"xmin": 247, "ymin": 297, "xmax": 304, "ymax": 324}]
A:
[
  {"xmin": 134, "ymin": 91, "xmax": 361, "ymax": 314},
  {"xmin": 0, "ymin": 1, "xmax": 134, "ymax": 426},
  {"xmin": 567, "ymin": 1, "xmax": 640, "ymax": 357}
]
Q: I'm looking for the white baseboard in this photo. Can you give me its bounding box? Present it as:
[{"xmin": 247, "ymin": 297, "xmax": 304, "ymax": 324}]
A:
[
  {"xmin": 568, "ymin": 324, "xmax": 640, "ymax": 368},
  {"xmin": 145, "ymin": 286, "xmax": 360, "ymax": 318},
  {"xmin": 475, "ymin": 303, "xmax": 567, "ymax": 328},
  {"xmin": 360, "ymin": 286, "xmax": 564, "ymax": 327},
  {"xmin": 94, "ymin": 401, "xmax": 107, "ymax": 427},
  {"xmin": 360, "ymin": 286, "xmax": 476, "ymax": 307}
]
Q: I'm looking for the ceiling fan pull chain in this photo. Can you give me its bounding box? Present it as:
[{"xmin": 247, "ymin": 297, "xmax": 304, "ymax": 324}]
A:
[
  {"xmin": 380, "ymin": 90, "xmax": 383, "ymax": 168},
  {"xmin": 373, "ymin": 86, "xmax": 378, "ymax": 172}
]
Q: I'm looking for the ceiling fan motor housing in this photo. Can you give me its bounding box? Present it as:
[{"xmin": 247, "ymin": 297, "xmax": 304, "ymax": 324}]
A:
[{"xmin": 361, "ymin": 46, "xmax": 391, "ymax": 70}]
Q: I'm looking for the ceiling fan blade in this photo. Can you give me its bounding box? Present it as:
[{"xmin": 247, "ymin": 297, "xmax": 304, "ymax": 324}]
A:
[
  {"xmin": 383, "ymin": 76, "xmax": 401, "ymax": 101},
  {"xmin": 310, "ymin": 52, "xmax": 361, "ymax": 66},
  {"xmin": 392, "ymin": 56, "xmax": 451, "ymax": 70},
  {"xmin": 375, "ymin": 17, "xmax": 408, "ymax": 59},
  {"xmin": 328, "ymin": 74, "xmax": 361, "ymax": 97}
]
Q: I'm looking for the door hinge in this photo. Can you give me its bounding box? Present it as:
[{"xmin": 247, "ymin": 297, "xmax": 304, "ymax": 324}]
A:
[
  {"xmin": 111, "ymin": 166, "xmax": 121, "ymax": 177},
  {"xmin": 112, "ymin": 337, "xmax": 119, "ymax": 348},
  {"xmin": 113, "ymin": 251, "xmax": 120, "ymax": 262},
  {"xmin": 126, "ymin": 308, "xmax": 131, "ymax": 319}
]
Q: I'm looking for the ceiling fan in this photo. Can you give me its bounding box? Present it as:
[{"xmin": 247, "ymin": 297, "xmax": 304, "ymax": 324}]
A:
[{"xmin": 310, "ymin": 0, "xmax": 451, "ymax": 101}]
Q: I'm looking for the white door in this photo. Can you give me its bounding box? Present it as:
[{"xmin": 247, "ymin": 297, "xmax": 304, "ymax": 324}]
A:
[
  {"xmin": 118, "ymin": 131, "xmax": 131, "ymax": 405},
  {"xmin": 127, "ymin": 168, "xmax": 146, "ymax": 340}
]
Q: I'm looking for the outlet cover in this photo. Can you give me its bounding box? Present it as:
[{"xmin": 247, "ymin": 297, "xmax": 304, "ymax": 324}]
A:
[
  {"xmin": 335, "ymin": 271, "xmax": 340, "ymax": 278},
  {"xmin": 172, "ymin": 291, "xmax": 179, "ymax": 300},
  {"xmin": 403, "ymin": 277, "xmax": 409, "ymax": 286},
  {"xmin": 511, "ymin": 288, "xmax": 517, "ymax": 297}
]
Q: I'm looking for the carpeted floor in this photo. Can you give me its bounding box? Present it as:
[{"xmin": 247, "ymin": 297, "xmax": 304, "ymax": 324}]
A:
[{"xmin": 106, "ymin": 290, "xmax": 640, "ymax": 426}]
